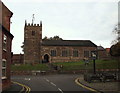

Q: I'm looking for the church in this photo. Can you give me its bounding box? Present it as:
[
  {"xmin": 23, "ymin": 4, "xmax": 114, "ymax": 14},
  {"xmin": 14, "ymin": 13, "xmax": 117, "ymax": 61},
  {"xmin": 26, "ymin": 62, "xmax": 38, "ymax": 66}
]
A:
[{"xmin": 23, "ymin": 21, "xmax": 97, "ymax": 64}]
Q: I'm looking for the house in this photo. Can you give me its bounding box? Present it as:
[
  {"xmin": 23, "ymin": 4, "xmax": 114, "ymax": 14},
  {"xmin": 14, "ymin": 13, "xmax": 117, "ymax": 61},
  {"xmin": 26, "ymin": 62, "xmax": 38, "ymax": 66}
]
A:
[
  {"xmin": 0, "ymin": 1, "xmax": 13, "ymax": 90},
  {"xmin": 97, "ymin": 46, "xmax": 110, "ymax": 60}
]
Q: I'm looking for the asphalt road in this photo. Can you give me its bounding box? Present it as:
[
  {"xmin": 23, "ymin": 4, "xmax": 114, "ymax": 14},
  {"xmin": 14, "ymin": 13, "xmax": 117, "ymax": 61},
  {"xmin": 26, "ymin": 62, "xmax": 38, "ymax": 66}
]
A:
[{"xmin": 11, "ymin": 74, "xmax": 94, "ymax": 93}]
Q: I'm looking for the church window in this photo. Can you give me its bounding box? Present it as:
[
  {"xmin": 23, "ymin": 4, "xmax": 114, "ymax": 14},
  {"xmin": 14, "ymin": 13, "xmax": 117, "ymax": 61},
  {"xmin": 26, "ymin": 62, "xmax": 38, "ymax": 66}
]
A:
[
  {"xmin": 62, "ymin": 50, "xmax": 68, "ymax": 57},
  {"xmin": 73, "ymin": 50, "xmax": 79, "ymax": 57},
  {"xmin": 51, "ymin": 50, "xmax": 56, "ymax": 57},
  {"xmin": 84, "ymin": 51, "xmax": 89, "ymax": 57}
]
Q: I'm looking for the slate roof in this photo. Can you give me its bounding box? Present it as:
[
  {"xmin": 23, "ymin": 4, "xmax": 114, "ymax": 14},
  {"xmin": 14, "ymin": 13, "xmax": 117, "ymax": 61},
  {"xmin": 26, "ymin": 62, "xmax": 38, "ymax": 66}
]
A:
[
  {"xmin": 97, "ymin": 46, "xmax": 105, "ymax": 50},
  {"xmin": 42, "ymin": 40, "xmax": 97, "ymax": 47}
]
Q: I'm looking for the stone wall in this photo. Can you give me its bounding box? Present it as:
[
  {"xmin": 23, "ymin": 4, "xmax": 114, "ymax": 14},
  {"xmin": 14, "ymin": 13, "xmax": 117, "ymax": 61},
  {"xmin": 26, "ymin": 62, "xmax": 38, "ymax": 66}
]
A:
[
  {"xmin": 24, "ymin": 22, "xmax": 42, "ymax": 64},
  {"xmin": 41, "ymin": 46, "xmax": 97, "ymax": 63}
]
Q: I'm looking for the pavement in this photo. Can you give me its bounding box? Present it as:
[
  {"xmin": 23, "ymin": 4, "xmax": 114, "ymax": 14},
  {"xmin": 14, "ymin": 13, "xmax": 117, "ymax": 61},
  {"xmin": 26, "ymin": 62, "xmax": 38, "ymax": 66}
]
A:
[
  {"xmin": 2, "ymin": 82, "xmax": 23, "ymax": 93},
  {"xmin": 77, "ymin": 75, "xmax": 120, "ymax": 93},
  {"xmin": 2, "ymin": 81, "xmax": 31, "ymax": 93}
]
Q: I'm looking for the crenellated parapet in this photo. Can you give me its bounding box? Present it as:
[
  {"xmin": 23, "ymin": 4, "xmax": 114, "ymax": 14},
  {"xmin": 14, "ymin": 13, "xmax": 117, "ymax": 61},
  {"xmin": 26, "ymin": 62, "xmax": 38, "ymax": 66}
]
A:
[{"xmin": 25, "ymin": 20, "xmax": 42, "ymax": 27}]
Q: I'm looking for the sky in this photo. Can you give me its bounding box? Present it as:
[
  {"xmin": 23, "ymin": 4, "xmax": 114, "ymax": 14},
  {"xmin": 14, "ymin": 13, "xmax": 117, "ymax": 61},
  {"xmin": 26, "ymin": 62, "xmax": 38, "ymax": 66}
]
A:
[{"xmin": 2, "ymin": 0, "xmax": 118, "ymax": 54}]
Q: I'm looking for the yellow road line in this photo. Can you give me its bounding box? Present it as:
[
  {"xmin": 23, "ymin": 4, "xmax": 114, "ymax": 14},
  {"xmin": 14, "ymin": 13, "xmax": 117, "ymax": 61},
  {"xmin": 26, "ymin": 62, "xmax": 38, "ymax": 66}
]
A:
[
  {"xmin": 75, "ymin": 78, "xmax": 100, "ymax": 93},
  {"xmin": 20, "ymin": 86, "xmax": 24, "ymax": 93},
  {"xmin": 12, "ymin": 81, "xmax": 31, "ymax": 93}
]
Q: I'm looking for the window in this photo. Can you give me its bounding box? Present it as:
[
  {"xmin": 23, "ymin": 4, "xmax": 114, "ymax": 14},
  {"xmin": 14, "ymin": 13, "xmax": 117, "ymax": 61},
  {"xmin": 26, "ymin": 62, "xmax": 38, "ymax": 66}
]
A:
[
  {"xmin": 2, "ymin": 59, "xmax": 6, "ymax": 79},
  {"xmin": 32, "ymin": 31, "xmax": 35, "ymax": 36},
  {"xmin": 84, "ymin": 51, "xmax": 89, "ymax": 57},
  {"xmin": 62, "ymin": 50, "xmax": 68, "ymax": 57},
  {"xmin": 73, "ymin": 50, "xmax": 79, "ymax": 57},
  {"xmin": 51, "ymin": 50, "xmax": 56, "ymax": 57},
  {"xmin": 3, "ymin": 34, "xmax": 7, "ymax": 51},
  {"xmin": 3, "ymin": 34, "xmax": 7, "ymax": 43}
]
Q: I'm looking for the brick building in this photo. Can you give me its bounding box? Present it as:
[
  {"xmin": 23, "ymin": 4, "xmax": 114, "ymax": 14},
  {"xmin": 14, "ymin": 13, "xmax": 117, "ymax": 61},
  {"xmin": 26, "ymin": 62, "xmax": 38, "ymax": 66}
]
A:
[
  {"xmin": 12, "ymin": 54, "xmax": 24, "ymax": 65},
  {"xmin": 0, "ymin": 1, "xmax": 13, "ymax": 90},
  {"xmin": 97, "ymin": 46, "xmax": 111, "ymax": 60},
  {"xmin": 23, "ymin": 21, "xmax": 97, "ymax": 64}
]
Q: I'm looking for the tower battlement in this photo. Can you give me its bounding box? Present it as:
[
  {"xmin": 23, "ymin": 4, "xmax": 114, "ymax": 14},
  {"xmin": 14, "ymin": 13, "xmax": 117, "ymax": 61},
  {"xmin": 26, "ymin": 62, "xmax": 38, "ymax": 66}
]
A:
[{"xmin": 25, "ymin": 20, "xmax": 42, "ymax": 27}]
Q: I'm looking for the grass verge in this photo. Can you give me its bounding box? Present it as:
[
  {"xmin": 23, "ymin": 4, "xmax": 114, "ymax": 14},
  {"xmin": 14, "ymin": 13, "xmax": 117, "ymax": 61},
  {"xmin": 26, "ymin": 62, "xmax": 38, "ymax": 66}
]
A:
[
  {"xmin": 11, "ymin": 64, "xmax": 49, "ymax": 71},
  {"xmin": 11, "ymin": 60, "xmax": 118, "ymax": 71}
]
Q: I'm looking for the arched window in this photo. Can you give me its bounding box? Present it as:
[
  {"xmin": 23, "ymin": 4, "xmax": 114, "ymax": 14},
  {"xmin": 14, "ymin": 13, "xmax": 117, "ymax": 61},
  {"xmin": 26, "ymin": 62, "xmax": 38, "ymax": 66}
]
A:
[
  {"xmin": 73, "ymin": 50, "xmax": 79, "ymax": 57},
  {"xmin": 62, "ymin": 50, "xmax": 68, "ymax": 57},
  {"xmin": 84, "ymin": 51, "xmax": 89, "ymax": 57},
  {"xmin": 51, "ymin": 50, "xmax": 57, "ymax": 57}
]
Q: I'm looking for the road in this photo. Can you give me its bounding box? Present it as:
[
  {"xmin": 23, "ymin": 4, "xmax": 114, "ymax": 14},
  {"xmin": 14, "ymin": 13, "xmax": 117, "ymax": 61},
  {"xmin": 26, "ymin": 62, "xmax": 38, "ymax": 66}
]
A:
[{"xmin": 11, "ymin": 74, "xmax": 94, "ymax": 92}]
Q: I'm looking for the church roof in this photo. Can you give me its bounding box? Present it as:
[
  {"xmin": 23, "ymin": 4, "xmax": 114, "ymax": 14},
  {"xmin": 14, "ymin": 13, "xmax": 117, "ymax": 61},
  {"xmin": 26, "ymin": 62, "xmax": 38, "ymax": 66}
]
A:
[{"xmin": 42, "ymin": 40, "xmax": 97, "ymax": 47}]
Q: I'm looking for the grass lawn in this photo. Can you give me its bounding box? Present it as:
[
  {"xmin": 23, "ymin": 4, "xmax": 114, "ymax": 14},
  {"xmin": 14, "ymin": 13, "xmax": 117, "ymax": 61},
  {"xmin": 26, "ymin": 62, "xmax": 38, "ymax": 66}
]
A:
[
  {"xmin": 95, "ymin": 60, "xmax": 118, "ymax": 69},
  {"xmin": 53, "ymin": 60, "xmax": 118, "ymax": 71},
  {"xmin": 11, "ymin": 60, "xmax": 118, "ymax": 71},
  {"xmin": 11, "ymin": 64, "xmax": 49, "ymax": 71}
]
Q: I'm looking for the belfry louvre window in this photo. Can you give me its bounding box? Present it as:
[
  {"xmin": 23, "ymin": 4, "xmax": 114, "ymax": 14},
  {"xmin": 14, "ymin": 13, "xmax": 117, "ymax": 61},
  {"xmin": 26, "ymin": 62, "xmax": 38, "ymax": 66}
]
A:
[
  {"xmin": 2, "ymin": 59, "xmax": 7, "ymax": 79},
  {"xmin": 73, "ymin": 50, "xmax": 79, "ymax": 57},
  {"xmin": 51, "ymin": 50, "xmax": 57, "ymax": 57},
  {"xmin": 84, "ymin": 51, "xmax": 89, "ymax": 57},
  {"xmin": 32, "ymin": 31, "xmax": 35, "ymax": 36},
  {"xmin": 3, "ymin": 34, "xmax": 7, "ymax": 51},
  {"xmin": 62, "ymin": 50, "xmax": 68, "ymax": 57}
]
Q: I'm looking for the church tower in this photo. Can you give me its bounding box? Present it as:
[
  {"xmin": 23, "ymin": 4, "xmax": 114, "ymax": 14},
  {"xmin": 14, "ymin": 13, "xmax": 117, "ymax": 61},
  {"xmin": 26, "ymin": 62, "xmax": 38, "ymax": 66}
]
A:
[{"xmin": 24, "ymin": 21, "xmax": 42, "ymax": 64}]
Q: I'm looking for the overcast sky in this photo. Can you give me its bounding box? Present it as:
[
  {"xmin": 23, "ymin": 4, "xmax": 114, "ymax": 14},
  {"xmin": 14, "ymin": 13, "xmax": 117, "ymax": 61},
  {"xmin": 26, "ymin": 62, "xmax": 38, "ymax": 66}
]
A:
[{"xmin": 2, "ymin": 0, "xmax": 118, "ymax": 54}]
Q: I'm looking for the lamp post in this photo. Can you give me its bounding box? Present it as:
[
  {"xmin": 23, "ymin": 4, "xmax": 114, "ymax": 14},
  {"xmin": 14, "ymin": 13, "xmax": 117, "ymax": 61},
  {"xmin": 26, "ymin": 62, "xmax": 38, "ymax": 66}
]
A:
[{"xmin": 92, "ymin": 51, "xmax": 97, "ymax": 74}]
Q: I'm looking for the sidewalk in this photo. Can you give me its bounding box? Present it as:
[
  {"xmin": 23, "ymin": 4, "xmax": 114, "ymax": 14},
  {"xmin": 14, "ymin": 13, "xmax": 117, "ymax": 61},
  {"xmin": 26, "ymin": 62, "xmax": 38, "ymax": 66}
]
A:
[
  {"xmin": 78, "ymin": 75, "xmax": 119, "ymax": 93},
  {"xmin": 2, "ymin": 82, "xmax": 23, "ymax": 93}
]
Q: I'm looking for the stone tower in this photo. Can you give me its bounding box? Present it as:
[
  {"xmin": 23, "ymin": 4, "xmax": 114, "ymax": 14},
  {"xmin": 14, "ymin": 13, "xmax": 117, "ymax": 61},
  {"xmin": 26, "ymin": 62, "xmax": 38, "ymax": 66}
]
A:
[{"xmin": 24, "ymin": 21, "xmax": 42, "ymax": 64}]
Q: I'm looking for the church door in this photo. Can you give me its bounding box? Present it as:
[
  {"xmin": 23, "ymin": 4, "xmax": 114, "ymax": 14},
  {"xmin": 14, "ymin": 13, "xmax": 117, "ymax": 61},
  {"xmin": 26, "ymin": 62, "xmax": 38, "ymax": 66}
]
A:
[{"xmin": 43, "ymin": 54, "xmax": 49, "ymax": 63}]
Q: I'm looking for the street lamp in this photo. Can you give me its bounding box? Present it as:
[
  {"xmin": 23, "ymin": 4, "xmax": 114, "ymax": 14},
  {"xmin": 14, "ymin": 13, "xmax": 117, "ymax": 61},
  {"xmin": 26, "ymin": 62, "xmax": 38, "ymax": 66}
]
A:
[{"xmin": 92, "ymin": 51, "xmax": 97, "ymax": 74}]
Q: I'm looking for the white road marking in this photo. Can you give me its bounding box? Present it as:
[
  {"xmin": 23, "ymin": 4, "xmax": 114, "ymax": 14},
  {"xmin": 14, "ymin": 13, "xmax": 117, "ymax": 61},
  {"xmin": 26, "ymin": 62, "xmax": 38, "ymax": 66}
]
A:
[
  {"xmin": 46, "ymin": 79, "xmax": 50, "ymax": 82},
  {"xmin": 44, "ymin": 78, "xmax": 63, "ymax": 93},
  {"xmin": 44, "ymin": 78, "xmax": 50, "ymax": 82},
  {"xmin": 58, "ymin": 88, "xmax": 64, "ymax": 93},
  {"xmin": 24, "ymin": 78, "xmax": 31, "ymax": 81},
  {"xmin": 50, "ymin": 82, "xmax": 56, "ymax": 86}
]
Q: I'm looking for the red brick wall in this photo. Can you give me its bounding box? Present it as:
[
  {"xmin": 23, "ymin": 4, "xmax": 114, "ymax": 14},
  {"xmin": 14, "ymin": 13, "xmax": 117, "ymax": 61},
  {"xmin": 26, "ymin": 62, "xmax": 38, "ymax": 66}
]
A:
[
  {"xmin": 2, "ymin": 2, "xmax": 13, "ymax": 32},
  {"xmin": 97, "ymin": 50, "xmax": 110, "ymax": 60},
  {"xmin": 12, "ymin": 54, "xmax": 24, "ymax": 64},
  {"xmin": 1, "ymin": 1, "xmax": 13, "ymax": 91}
]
